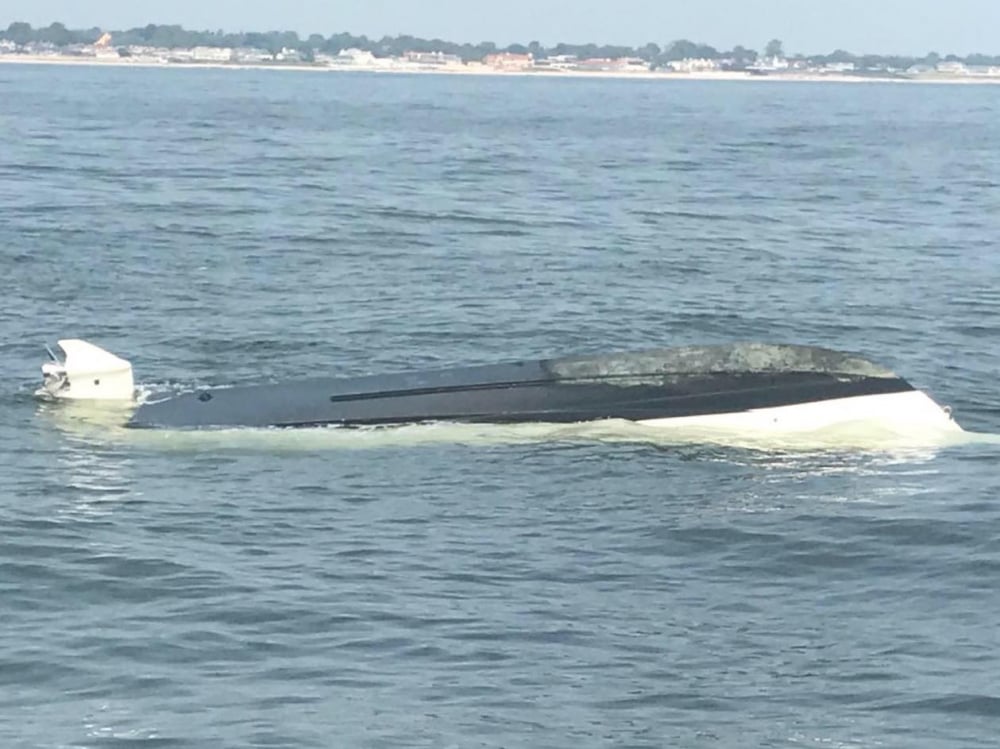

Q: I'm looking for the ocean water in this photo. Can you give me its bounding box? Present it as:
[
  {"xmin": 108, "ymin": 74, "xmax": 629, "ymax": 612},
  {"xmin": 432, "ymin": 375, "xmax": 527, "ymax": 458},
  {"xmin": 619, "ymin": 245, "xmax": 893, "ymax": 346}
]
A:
[{"xmin": 2, "ymin": 63, "xmax": 1000, "ymax": 747}]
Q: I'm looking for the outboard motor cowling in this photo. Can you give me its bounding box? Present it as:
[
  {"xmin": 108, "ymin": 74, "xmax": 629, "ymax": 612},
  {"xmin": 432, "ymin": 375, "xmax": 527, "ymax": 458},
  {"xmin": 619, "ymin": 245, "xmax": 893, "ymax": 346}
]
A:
[{"xmin": 37, "ymin": 339, "xmax": 135, "ymax": 401}]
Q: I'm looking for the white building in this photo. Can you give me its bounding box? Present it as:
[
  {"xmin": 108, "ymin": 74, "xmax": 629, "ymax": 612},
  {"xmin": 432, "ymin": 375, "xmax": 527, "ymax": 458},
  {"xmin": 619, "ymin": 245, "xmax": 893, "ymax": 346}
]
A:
[
  {"xmin": 275, "ymin": 47, "xmax": 302, "ymax": 62},
  {"xmin": 534, "ymin": 54, "xmax": 579, "ymax": 71},
  {"xmin": 324, "ymin": 48, "xmax": 377, "ymax": 66},
  {"xmin": 232, "ymin": 47, "xmax": 272, "ymax": 63},
  {"xmin": 751, "ymin": 55, "xmax": 790, "ymax": 71},
  {"xmin": 936, "ymin": 61, "xmax": 968, "ymax": 74},
  {"xmin": 668, "ymin": 58, "xmax": 721, "ymax": 73},
  {"xmin": 967, "ymin": 65, "xmax": 1000, "ymax": 76},
  {"xmin": 191, "ymin": 46, "xmax": 234, "ymax": 62},
  {"xmin": 404, "ymin": 50, "xmax": 463, "ymax": 66}
]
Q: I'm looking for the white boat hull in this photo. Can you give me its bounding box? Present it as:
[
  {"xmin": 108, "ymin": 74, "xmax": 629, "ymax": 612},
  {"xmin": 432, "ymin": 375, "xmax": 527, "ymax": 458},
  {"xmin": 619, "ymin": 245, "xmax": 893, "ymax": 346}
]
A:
[{"xmin": 637, "ymin": 390, "xmax": 958, "ymax": 434}]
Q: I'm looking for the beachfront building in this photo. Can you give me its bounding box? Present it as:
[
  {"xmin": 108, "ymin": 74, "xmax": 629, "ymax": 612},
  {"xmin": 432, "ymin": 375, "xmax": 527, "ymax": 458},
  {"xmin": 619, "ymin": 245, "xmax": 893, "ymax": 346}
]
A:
[
  {"xmin": 316, "ymin": 49, "xmax": 373, "ymax": 66},
  {"xmin": 231, "ymin": 47, "xmax": 272, "ymax": 63},
  {"xmin": 126, "ymin": 45, "xmax": 175, "ymax": 62},
  {"xmin": 667, "ymin": 57, "xmax": 721, "ymax": 72},
  {"xmin": 19, "ymin": 41, "xmax": 60, "ymax": 56},
  {"xmin": 328, "ymin": 48, "xmax": 377, "ymax": 66},
  {"xmin": 403, "ymin": 51, "xmax": 463, "ymax": 67},
  {"xmin": 483, "ymin": 52, "xmax": 534, "ymax": 70},
  {"xmin": 535, "ymin": 54, "xmax": 578, "ymax": 70},
  {"xmin": 57, "ymin": 42, "xmax": 92, "ymax": 56},
  {"xmin": 62, "ymin": 35, "xmax": 120, "ymax": 60},
  {"xmin": 168, "ymin": 46, "xmax": 234, "ymax": 63},
  {"xmin": 936, "ymin": 61, "xmax": 968, "ymax": 75},
  {"xmin": 751, "ymin": 55, "xmax": 790, "ymax": 71},
  {"xmin": 966, "ymin": 65, "xmax": 1000, "ymax": 76},
  {"xmin": 572, "ymin": 57, "xmax": 649, "ymax": 72},
  {"xmin": 821, "ymin": 62, "xmax": 856, "ymax": 73},
  {"xmin": 193, "ymin": 46, "xmax": 234, "ymax": 62}
]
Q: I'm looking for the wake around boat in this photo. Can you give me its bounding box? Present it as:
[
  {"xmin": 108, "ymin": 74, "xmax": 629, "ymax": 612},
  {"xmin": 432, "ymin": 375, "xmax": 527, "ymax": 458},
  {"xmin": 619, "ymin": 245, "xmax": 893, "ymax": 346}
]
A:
[{"xmin": 35, "ymin": 339, "xmax": 961, "ymax": 434}]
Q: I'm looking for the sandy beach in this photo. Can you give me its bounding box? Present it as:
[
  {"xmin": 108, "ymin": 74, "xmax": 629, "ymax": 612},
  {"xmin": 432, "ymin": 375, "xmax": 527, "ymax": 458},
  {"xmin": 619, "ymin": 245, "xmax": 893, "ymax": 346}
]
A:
[{"xmin": 3, "ymin": 53, "xmax": 1000, "ymax": 85}]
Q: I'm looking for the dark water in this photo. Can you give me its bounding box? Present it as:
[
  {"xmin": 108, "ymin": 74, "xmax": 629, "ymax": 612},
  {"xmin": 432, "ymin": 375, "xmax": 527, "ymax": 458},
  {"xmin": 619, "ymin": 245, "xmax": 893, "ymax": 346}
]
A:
[{"xmin": 2, "ymin": 64, "xmax": 1000, "ymax": 747}]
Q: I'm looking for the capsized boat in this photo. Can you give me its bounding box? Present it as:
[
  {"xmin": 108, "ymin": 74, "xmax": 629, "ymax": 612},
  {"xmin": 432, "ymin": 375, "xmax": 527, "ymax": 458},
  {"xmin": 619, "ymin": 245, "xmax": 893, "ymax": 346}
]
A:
[{"xmin": 35, "ymin": 339, "xmax": 961, "ymax": 434}]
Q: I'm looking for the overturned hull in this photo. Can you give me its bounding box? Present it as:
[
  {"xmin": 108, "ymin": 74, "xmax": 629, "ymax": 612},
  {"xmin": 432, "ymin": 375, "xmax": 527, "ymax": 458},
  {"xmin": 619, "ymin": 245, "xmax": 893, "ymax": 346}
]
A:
[{"xmin": 119, "ymin": 343, "xmax": 957, "ymax": 433}]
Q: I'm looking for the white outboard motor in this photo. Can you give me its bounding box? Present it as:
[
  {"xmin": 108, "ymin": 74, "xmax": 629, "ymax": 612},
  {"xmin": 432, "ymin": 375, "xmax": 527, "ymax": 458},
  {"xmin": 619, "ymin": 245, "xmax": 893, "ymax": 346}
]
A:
[{"xmin": 38, "ymin": 339, "xmax": 135, "ymax": 401}]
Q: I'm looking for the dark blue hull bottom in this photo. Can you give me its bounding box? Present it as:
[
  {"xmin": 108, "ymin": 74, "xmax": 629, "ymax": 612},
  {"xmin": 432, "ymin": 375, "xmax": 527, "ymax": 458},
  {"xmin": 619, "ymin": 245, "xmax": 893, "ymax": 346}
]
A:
[{"xmin": 127, "ymin": 349, "xmax": 914, "ymax": 430}]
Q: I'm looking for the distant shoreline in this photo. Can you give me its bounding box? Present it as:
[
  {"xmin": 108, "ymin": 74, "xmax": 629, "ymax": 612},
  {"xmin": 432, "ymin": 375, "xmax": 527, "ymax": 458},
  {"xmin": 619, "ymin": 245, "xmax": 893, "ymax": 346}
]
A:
[{"xmin": 3, "ymin": 54, "xmax": 1000, "ymax": 85}]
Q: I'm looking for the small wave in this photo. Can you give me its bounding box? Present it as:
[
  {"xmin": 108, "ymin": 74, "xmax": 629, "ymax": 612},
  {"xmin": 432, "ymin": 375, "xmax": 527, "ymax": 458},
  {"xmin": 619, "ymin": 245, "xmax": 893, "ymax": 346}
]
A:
[
  {"xmin": 874, "ymin": 693, "xmax": 1000, "ymax": 717},
  {"xmin": 363, "ymin": 206, "xmax": 528, "ymax": 229}
]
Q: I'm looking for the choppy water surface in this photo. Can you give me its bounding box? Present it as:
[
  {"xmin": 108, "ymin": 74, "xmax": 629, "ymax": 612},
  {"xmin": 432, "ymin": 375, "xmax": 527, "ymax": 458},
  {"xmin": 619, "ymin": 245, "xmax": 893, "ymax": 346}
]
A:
[{"xmin": 2, "ymin": 64, "xmax": 1000, "ymax": 747}]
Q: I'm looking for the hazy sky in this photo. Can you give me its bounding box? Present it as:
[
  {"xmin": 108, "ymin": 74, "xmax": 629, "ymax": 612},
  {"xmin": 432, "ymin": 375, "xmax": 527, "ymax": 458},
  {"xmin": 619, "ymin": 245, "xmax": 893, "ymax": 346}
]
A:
[{"xmin": 5, "ymin": 0, "xmax": 1000, "ymax": 55}]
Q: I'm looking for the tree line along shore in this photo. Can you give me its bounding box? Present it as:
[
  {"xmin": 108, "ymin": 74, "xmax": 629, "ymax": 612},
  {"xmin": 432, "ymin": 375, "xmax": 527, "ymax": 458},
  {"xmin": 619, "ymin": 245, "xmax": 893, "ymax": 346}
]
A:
[{"xmin": 4, "ymin": 21, "xmax": 1000, "ymax": 74}]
